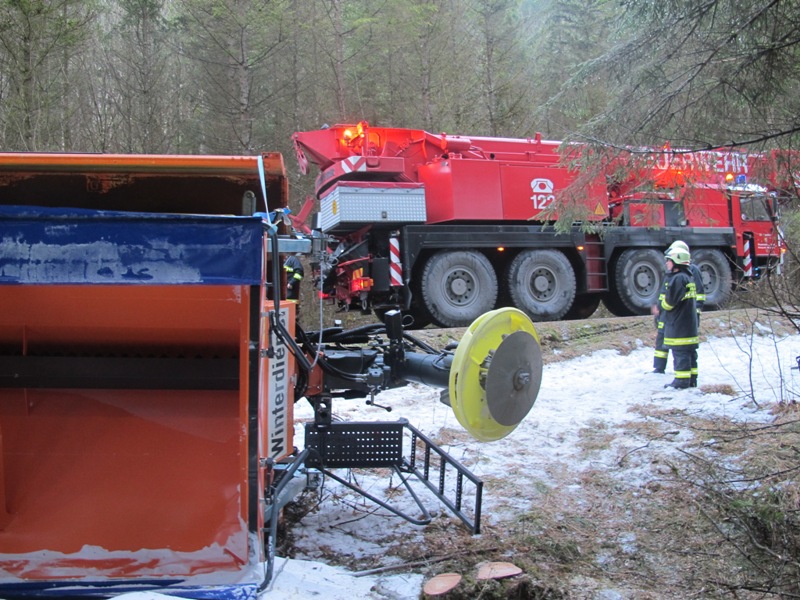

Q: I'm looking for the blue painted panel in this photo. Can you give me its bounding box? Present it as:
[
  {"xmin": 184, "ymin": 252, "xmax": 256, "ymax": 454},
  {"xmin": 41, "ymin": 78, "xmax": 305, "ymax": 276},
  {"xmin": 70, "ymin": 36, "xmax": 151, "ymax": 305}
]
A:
[
  {"xmin": 0, "ymin": 579, "xmax": 259, "ymax": 599},
  {"xmin": 0, "ymin": 205, "xmax": 264, "ymax": 285}
]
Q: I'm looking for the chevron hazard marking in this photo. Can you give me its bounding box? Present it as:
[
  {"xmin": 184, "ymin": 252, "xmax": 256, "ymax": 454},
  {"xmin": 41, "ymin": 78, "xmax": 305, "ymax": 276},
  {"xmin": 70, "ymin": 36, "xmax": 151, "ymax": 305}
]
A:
[{"xmin": 341, "ymin": 156, "xmax": 367, "ymax": 173}]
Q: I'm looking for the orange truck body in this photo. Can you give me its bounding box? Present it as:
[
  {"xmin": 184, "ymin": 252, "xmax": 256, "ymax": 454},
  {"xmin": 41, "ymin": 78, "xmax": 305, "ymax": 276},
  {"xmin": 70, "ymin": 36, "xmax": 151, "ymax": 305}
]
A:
[{"xmin": 0, "ymin": 153, "xmax": 294, "ymax": 598}]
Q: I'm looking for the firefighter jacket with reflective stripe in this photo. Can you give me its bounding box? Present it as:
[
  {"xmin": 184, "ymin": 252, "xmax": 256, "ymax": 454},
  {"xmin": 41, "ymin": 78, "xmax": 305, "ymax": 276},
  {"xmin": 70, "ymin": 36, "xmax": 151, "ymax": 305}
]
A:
[
  {"xmin": 689, "ymin": 263, "xmax": 705, "ymax": 314},
  {"xmin": 661, "ymin": 267, "xmax": 698, "ymax": 347},
  {"xmin": 656, "ymin": 277, "xmax": 668, "ymax": 330},
  {"xmin": 284, "ymin": 255, "xmax": 304, "ymax": 281},
  {"xmin": 658, "ymin": 262, "xmax": 704, "ymax": 322}
]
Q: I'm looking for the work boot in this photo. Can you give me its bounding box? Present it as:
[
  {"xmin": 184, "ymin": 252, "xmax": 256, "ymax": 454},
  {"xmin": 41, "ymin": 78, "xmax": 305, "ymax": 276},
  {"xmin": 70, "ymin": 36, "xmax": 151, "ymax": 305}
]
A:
[
  {"xmin": 664, "ymin": 379, "xmax": 690, "ymax": 389},
  {"xmin": 690, "ymin": 375, "xmax": 697, "ymax": 387},
  {"xmin": 651, "ymin": 368, "xmax": 665, "ymax": 374}
]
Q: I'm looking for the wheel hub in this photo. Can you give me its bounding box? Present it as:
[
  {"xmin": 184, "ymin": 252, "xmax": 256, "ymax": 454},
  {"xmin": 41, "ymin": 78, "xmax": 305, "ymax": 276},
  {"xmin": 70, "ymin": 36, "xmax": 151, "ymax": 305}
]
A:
[
  {"xmin": 700, "ymin": 268, "xmax": 712, "ymax": 288},
  {"xmin": 446, "ymin": 271, "xmax": 473, "ymax": 302},
  {"xmin": 533, "ymin": 274, "xmax": 551, "ymax": 293},
  {"xmin": 530, "ymin": 269, "xmax": 555, "ymax": 300},
  {"xmin": 634, "ymin": 268, "xmax": 654, "ymax": 291},
  {"xmin": 449, "ymin": 276, "xmax": 468, "ymax": 297}
]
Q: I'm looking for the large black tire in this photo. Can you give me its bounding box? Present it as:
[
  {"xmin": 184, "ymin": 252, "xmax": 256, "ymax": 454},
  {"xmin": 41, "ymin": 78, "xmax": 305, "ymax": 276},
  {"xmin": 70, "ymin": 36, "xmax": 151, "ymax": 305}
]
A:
[
  {"xmin": 601, "ymin": 292, "xmax": 635, "ymax": 317},
  {"xmin": 420, "ymin": 250, "xmax": 498, "ymax": 328},
  {"xmin": 692, "ymin": 248, "xmax": 733, "ymax": 309},
  {"xmin": 612, "ymin": 248, "xmax": 664, "ymax": 315},
  {"xmin": 506, "ymin": 250, "xmax": 576, "ymax": 321},
  {"xmin": 563, "ymin": 293, "xmax": 601, "ymax": 320}
]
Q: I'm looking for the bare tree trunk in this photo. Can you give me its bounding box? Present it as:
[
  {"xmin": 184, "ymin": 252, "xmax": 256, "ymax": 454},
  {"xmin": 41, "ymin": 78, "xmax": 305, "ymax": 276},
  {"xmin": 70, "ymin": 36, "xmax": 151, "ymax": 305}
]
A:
[{"xmin": 328, "ymin": 0, "xmax": 348, "ymax": 120}]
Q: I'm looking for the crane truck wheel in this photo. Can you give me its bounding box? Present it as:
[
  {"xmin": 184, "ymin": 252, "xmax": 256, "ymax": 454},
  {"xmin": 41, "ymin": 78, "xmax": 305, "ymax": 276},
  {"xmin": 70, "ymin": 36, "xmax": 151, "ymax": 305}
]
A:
[
  {"xmin": 612, "ymin": 248, "xmax": 664, "ymax": 315},
  {"xmin": 601, "ymin": 292, "xmax": 635, "ymax": 317},
  {"xmin": 563, "ymin": 293, "xmax": 601, "ymax": 320},
  {"xmin": 692, "ymin": 248, "xmax": 732, "ymax": 309},
  {"xmin": 420, "ymin": 250, "xmax": 498, "ymax": 328},
  {"xmin": 506, "ymin": 249, "xmax": 576, "ymax": 321}
]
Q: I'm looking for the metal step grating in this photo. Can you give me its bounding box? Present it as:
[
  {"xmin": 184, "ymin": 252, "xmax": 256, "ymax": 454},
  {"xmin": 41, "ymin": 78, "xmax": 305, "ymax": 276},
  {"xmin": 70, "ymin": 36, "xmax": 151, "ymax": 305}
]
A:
[{"xmin": 304, "ymin": 419, "xmax": 483, "ymax": 533}]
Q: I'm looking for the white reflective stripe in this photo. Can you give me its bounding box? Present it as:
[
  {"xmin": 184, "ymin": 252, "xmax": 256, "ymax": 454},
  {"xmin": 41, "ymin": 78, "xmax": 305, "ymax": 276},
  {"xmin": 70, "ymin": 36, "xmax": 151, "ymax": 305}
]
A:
[
  {"xmin": 390, "ymin": 236, "xmax": 402, "ymax": 287},
  {"xmin": 743, "ymin": 239, "xmax": 753, "ymax": 277},
  {"xmin": 341, "ymin": 155, "xmax": 367, "ymax": 173}
]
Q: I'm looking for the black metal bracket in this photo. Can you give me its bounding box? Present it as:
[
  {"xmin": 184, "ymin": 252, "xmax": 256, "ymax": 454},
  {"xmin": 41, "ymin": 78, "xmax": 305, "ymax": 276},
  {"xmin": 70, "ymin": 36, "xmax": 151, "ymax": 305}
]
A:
[
  {"xmin": 320, "ymin": 465, "xmax": 433, "ymax": 526},
  {"xmin": 0, "ymin": 355, "xmax": 238, "ymax": 389},
  {"xmin": 304, "ymin": 419, "xmax": 483, "ymax": 534}
]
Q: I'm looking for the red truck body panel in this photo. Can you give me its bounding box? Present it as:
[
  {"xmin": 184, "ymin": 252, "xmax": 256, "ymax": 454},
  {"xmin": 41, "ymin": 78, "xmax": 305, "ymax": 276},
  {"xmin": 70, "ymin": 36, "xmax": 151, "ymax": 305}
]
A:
[{"xmin": 296, "ymin": 124, "xmax": 610, "ymax": 223}]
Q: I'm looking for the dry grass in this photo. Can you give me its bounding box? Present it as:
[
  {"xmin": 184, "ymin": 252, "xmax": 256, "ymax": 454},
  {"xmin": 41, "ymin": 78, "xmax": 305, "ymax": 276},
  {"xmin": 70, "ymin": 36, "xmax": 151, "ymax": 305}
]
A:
[{"xmin": 700, "ymin": 382, "xmax": 737, "ymax": 396}]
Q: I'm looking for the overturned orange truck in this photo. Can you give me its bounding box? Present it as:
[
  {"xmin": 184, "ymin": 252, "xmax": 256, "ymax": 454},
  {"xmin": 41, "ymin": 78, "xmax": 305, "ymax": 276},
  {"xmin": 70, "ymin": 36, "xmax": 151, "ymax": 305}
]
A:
[{"xmin": 0, "ymin": 153, "xmax": 542, "ymax": 597}]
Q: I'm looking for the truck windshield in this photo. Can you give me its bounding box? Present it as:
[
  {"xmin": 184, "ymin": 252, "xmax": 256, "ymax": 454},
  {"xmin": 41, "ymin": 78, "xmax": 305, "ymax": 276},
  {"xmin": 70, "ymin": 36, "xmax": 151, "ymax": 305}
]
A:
[{"xmin": 739, "ymin": 193, "xmax": 773, "ymax": 222}]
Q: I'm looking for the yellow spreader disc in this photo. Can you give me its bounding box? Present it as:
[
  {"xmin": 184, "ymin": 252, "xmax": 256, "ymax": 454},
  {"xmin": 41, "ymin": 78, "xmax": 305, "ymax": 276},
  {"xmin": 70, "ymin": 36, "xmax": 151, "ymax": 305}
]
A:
[{"xmin": 448, "ymin": 307, "xmax": 542, "ymax": 442}]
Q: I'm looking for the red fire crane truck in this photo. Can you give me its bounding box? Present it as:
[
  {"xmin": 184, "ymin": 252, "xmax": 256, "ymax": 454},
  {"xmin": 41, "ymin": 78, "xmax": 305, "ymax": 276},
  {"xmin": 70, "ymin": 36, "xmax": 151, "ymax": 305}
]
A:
[
  {"xmin": 0, "ymin": 152, "xmax": 541, "ymax": 597},
  {"xmin": 293, "ymin": 123, "xmax": 785, "ymax": 328}
]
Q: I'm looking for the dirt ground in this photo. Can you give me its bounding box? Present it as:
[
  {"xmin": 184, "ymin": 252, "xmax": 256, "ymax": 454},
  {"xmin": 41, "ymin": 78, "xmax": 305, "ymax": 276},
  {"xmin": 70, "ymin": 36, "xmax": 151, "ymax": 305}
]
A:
[
  {"xmin": 410, "ymin": 305, "xmax": 797, "ymax": 363},
  {"xmin": 411, "ymin": 313, "xmax": 657, "ymax": 364}
]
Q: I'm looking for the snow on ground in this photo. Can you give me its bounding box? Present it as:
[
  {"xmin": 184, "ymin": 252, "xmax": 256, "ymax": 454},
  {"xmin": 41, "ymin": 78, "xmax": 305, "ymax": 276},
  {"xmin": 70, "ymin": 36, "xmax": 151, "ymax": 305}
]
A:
[
  {"xmin": 110, "ymin": 321, "xmax": 799, "ymax": 600},
  {"xmin": 280, "ymin": 324, "xmax": 800, "ymax": 598}
]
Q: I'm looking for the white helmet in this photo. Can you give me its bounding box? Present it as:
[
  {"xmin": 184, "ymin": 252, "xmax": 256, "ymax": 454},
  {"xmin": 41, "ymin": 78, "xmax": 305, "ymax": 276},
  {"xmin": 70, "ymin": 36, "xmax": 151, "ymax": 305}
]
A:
[
  {"xmin": 665, "ymin": 246, "xmax": 691, "ymax": 266},
  {"xmin": 668, "ymin": 240, "xmax": 690, "ymax": 254}
]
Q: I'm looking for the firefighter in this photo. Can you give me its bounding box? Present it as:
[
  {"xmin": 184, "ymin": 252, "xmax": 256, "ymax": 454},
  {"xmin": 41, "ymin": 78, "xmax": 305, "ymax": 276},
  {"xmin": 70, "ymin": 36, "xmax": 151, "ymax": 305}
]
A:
[
  {"xmin": 651, "ymin": 276, "xmax": 670, "ymax": 374},
  {"xmin": 661, "ymin": 246, "xmax": 699, "ymax": 389},
  {"xmin": 652, "ymin": 241, "xmax": 704, "ymax": 383},
  {"xmin": 671, "ymin": 240, "xmax": 706, "ymax": 323},
  {"xmin": 673, "ymin": 240, "xmax": 704, "ymax": 385},
  {"xmin": 284, "ymin": 253, "xmax": 304, "ymax": 301}
]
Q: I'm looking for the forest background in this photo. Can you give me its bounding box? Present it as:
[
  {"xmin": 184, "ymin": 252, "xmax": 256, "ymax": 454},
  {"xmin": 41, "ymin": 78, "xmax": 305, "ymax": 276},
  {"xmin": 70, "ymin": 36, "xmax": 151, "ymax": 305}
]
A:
[
  {"xmin": 2, "ymin": 0, "xmax": 799, "ymax": 210},
  {"xmin": 3, "ymin": 1, "xmax": 800, "ymax": 597}
]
